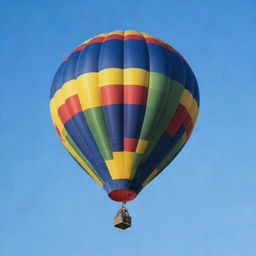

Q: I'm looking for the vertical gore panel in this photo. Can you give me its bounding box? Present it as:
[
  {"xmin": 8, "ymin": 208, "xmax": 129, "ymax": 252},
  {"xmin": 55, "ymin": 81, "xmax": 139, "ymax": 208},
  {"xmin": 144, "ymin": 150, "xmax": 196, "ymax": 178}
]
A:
[
  {"xmin": 99, "ymin": 35, "xmax": 124, "ymax": 152},
  {"xmin": 123, "ymin": 35, "xmax": 149, "ymax": 153},
  {"xmin": 62, "ymin": 51, "xmax": 81, "ymax": 83},
  {"xmin": 76, "ymin": 43, "xmax": 102, "ymax": 76},
  {"xmin": 99, "ymin": 38, "xmax": 124, "ymax": 70},
  {"xmin": 124, "ymin": 38, "xmax": 149, "ymax": 70}
]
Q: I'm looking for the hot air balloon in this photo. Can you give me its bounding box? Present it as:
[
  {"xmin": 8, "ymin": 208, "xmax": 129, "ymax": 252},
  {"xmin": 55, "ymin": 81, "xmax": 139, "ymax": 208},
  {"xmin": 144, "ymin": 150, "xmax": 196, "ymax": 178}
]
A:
[{"xmin": 50, "ymin": 30, "xmax": 199, "ymax": 229}]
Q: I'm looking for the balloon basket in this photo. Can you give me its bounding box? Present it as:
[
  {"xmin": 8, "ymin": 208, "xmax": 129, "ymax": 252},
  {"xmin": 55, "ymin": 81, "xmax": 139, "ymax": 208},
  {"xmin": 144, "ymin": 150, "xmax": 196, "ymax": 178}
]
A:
[{"xmin": 114, "ymin": 203, "xmax": 131, "ymax": 230}]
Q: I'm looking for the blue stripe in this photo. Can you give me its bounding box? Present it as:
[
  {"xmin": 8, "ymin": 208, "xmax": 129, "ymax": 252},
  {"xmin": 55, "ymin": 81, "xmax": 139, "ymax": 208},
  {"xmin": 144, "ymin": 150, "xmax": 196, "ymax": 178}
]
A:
[
  {"xmin": 102, "ymin": 104, "xmax": 123, "ymax": 152},
  {"xmin": 62, "ymin": 51, "xmax": 81, "ymax": 85},
  {"xmin": 124, "ymin": 104, "xmax": 146, "ymax": 138},
  {"xmin": 147, "ymin": 43, "xmax": 169, "ymax": 76},
  {"xmin": 99, "ymin": 39, "xmax": 123, "ymax": 70},
  {"xmin": 103, "ymin": 179, "xmax": 132, "ymax": 194},
  {"xmin": 124, "ymin": 39, "xmax": 149, "ymax": 70},
  {"xmin": 184, "ymin": 64, "xmax": 195, "ymax": 93},
  {"xmin": 167, "ymin": 51, "xmax": 186, "ymax": 85},
  {"xmin": 64, "ymin": 112, "xmax": 111, "ymax": 182},
  {"xmin": 76, "ymin": 43, "xmax": 101, "ymax": 76}
]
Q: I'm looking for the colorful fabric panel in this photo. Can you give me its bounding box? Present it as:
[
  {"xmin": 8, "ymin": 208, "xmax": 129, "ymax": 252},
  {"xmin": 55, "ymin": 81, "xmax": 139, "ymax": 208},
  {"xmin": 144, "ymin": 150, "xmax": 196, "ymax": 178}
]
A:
[{"xmin": 50, "ymin": 30, "xmax": 199, "ymax": 201}]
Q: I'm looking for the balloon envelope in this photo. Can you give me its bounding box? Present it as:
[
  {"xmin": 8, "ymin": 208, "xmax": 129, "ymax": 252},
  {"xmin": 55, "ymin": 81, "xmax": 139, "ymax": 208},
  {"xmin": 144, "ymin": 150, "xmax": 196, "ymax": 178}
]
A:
[{"xmin": 50, "ymin": 30, "xmax": 199, "ymax": 202}]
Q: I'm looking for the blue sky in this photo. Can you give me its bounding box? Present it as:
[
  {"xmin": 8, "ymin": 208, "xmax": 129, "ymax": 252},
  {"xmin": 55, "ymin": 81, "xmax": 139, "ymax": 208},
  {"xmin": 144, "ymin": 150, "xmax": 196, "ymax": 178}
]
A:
[{"xmin": 1, "ymin": 1, "xmax": 256, "ymax": 255}]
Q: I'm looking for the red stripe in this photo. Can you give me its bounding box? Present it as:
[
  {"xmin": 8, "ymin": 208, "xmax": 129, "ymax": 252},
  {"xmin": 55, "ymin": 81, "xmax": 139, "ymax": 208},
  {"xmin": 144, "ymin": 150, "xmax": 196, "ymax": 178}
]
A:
[
  {"xmin": 100, "ymin": 85, "xmax": 123, "ymax": 105},
  {"xmin": 124, "ymin": 35, "xmax": 144, "ymax": 41},
  {"xmin": 183, "ymin": 114, "xmax": 192, "ymax": 130},
  {"xmin": 124, "ymin": 137, "xmax": 138, "ymax": 152},
  {"xmin": 65, "ymin": 94, "xmax": 82, "ymax": 114},
  {"xmin": 73, "ymin": 44, "xmax": 87, "ymax": 52},
  {"xmin": 166, "ymin": 104, "xmax": 187, "ymax": 136},
  {"xmin": 124, "ymin": 85, "xmax": 148, "ymax": 105},
  {"xmin": 105, "ymin": 34, "xmax": 123, "ymax": 40},
  {"xmin": 58, "ymin": 104, "xmax": 69, "ymax": 124},
  {"xmin": 58, "ymin": 95, "xmax": 82, "ymax": 124},
  {"xmin": 88, "ymin": 37, "xmax": 105, "ymax": 44}
]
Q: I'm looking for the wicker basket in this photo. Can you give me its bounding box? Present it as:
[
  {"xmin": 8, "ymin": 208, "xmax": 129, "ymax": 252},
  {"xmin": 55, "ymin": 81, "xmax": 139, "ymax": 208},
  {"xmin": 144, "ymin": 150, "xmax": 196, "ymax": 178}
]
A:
[{"xmin": 114, "ymin": 213, "xmax": 132, "ymax": 229}]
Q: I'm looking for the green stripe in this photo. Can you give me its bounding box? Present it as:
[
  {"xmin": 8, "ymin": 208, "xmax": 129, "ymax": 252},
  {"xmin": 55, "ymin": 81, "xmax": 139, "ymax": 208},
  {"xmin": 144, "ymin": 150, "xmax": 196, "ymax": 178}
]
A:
[
  {"xmin": 83, "ymin": 107, "xmax": 113, "ymax": 161},
  {"xmin": 141, "ymin": 73, "xmax": 184, "ymax": 162},
  {"xmin": 139, "ymin": 72, "xmax": 170, "ymax": 139},
  {"xmin": 64, "ymin": 132, "xmax": 104, "ymax": 183}
]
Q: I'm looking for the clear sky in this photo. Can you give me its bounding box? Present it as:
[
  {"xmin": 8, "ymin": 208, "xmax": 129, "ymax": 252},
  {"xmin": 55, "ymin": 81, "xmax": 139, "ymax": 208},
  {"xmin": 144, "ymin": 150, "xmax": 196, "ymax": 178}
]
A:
[{"xmin": 1, "ymin": 1, "xmax": 256, "ymax": 255}]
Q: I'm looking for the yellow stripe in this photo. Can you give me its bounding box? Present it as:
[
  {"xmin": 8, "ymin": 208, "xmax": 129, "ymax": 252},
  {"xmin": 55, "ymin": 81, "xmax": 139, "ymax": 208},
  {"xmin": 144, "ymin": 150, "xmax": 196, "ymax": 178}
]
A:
[
  {"xmin": 105, "ymin": 152, "xmax": 138, "ymax": 179},
  {"xmin": 189, "ymin": 98, "xmax": 199, "ymax": 124},
  {"xmin": 141, "ymin": 32, "xmax": 158, "ymax": 40},
  {"xmin": 180, "ymin": 89, "xmax": 193, "ymax": 110},
  {"xmin": 136, "ymin": 139, "xmax": 148, "ymax": 154},
  {"xmin": 77, "ymin": 38, "xmax": 91, "ymax": 47},
  {"xmin": 99, "ymin": 68, "xmax": 123, "ymax": 87},
  {"xmin": 99, "ymin": 68, "xmax": 149, "ymax": 87},
  {"xmin": 77, "ymin": 73, "xmax": 102, "ymax": 109},
  {"xmin": 50, "ymin": 100, "xmax": 65, "ymax": 134},
  {"xmin": 105, "ymin": 152, "xmax": 124, "ymax": 179},
  {"xmin": 95, "ymin": 32, "xmax": 108, "ymax": 38},
  {"xmin": 124, "ymin": 68, "xmax": 149, "ymax": 87},
  {"xmin": 178, "ymin": 88, "xmax": 199, "ymax": 125},
  {"xmin": 51, "ymin": 79, "xmax": 78, "ymax": 109},
  {"xmin": 124, "ymin": 30, "xmax": 142, "ymax": 36},
  {"xmin": 107, "ymin": 30, "xmax": 124, "ymax": 36},
  {"xmin": 124, "ymin": 152, "xmax": 138, "ymax": 179},
  {"xmin": 78, "ymin": 33, "xmax": 108, "ymax": 46}
]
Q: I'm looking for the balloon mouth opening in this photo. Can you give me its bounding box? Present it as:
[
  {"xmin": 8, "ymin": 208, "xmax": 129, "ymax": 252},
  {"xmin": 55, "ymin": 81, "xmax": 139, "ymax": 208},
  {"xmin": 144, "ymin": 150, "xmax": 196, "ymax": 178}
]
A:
[{"xmin": 108, "ymin": 189, "xmax": 137, "ymax": 202}]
